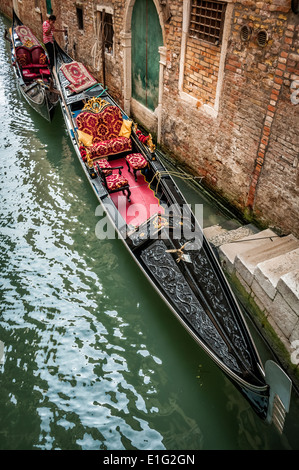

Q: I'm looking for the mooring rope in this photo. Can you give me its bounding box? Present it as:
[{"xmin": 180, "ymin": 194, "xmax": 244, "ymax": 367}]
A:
[
  {"xmin": 149, "ymin": 170, "xmax": 202, "ymax": 193},
  {"xmin": 227, "ymin": 235, "xmax": 281, "ymax": 243}
]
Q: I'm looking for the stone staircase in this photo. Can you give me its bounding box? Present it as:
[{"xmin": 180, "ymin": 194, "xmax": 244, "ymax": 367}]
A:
[{"xmin": 203, "ymin": 223, "xmax": 299, "ymax": 377}]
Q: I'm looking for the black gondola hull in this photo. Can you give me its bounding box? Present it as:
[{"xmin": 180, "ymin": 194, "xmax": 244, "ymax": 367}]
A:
[
  {"xmin": 53, "ymin": 40, "xmax": 293, "ymax": 427},
  {"xmin": 9, "ymin": 11, "xmax": 59, "ymax": 122}
]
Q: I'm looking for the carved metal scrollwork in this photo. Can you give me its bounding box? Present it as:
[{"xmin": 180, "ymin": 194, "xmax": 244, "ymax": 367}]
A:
[{"xmin": 140, "ymin": 240, "xmax": 242, "ymax": 372}]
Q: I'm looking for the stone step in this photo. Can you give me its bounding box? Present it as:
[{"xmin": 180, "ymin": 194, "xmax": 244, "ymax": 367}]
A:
[
  {"xmin": 219, "ymin": 228, "xmax": 277, "ymax": 274},
  {"xmin": 234, "ymin": 233, "xmax": 299, "ymax": 287},
  {"xmin": 263, "ymin": 269, "xmax": 299, "ymax": 344},
  {"xmin": 215, "ymin": 224, "xmax": 299, "ymax": 377},
  {"xmin": 254, "ymin": 248, "xmax": 299, "ymax": 300},
  {"xmin": 204, "ymin": 223, "xmax": 259, "ymax": 248},
  {"xmin": 277, "ymin": 270, "xmax": 299, "ymax": 316},
  {"xmin": 203, "ymin": 224, "xmax": 228, "ymax": 242}
]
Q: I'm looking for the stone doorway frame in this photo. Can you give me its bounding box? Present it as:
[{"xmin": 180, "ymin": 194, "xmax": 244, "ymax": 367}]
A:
[{"xmin": 121, "ymin": 0, "xmax": 166, "ymax": 143}]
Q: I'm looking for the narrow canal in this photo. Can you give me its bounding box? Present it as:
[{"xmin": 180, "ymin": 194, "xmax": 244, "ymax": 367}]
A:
[{"xmin": 0, "ymin": 13, "xmax": 298, "ymax": 451}]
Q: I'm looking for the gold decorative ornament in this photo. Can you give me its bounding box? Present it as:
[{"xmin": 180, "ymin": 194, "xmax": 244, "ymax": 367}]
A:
[
  {"xmin": 82, "ymin": 97, "xmax": 110, "ymax": 113},
  {"xmin": 147, "ymin": 134, "xmax": 156, "ymax": 153},
  {"xmin": 85, "ymin": 151, "xmax": 94, "ymax": 168}
]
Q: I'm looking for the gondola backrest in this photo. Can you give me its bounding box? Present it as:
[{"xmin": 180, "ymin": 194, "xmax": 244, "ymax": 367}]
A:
[
  {"xmin": 31, "ymin": 46, "xmax": 48, "ymax": 66},
  {"xmin": 75, "ymin": 99, "xmax": 132, "ymax": 159},
  {"xmin": 76, "ymin": 106, "xmax": 123, "ymax": 144},
  {"xmin": 16, "ymin": 46, "xmax": 31, "ymax": 67}
]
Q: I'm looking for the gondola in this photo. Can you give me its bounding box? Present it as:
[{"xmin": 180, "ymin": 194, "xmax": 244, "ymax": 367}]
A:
[
  {"xmin": 54, "ymin": 40, "xmax": 292, "ymax": 433},
  {"xmin": 8, "ymin": 10, "xmax": 59, "ymax": 122}
]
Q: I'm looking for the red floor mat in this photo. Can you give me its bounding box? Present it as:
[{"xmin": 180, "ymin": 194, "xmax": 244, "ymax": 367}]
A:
[{"xmin": 109, "ymin": 157, "xmax": 163, "ymax": 227}]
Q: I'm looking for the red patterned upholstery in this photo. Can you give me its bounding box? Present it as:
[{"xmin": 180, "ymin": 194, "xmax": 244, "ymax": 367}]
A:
[
  {"xmin": 30, "ymin": 46, "xmax": 48, "ymax": 68},
  {"xmin": 125, "ymin": 153, "xmax": 148, "ymax": 181},
  {"xmin": 76, "ymin": 106, "xmax": 122, "ymax": 140},
  {"xmin": 93, "ymin": 158, "xmax": 112, "ymax": 175},
  {"xmin": 89, "ymin": 137, "xmax": 132, "ymax": 159},
  {"xmin": 126, "ymin": 153, "xmax": 148, "ymax": 169},
  {"xmin": 96, "ymin": 164, "xmax": 131, "ymax": 201},
  {"xmin": 16, "ymin": 47, "xmax": 31, "ymax": 66},
  {"xmin": 76, "ymin": 107, "xmax": 132, "ymax": 159},
  {"xmin": 106, "ymin": 173, "xmax": 129, "ymax": 191},
  {"xmin": 79, "ymin": 146, "xmax": 87, "ymax": 161},
  {"xmin": 15, "ymin": 46, "xmax": 50, "ymax": 81},
  {"xmin": 76, "ymin": 112, "xmax": 97, "ymax": 139}
]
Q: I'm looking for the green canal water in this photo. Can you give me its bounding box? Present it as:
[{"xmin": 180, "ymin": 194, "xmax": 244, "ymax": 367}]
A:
[{"xmin": 0, "ymin": 13, "xmax": 298, "ymax": 451}]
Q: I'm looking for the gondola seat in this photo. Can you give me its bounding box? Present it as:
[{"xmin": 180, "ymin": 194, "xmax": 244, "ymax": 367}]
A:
[
  {"xmin": 39, "ymin": 68, "xmax": 51, "ymax": 78},
  {"xmin": 16, "ymin": 46, "xmax": 31, "ymax": 67},
  {"xmin": 92, "ymin": 158, "xmax": 112, "ymax": 176},
  {"xmin": 30, "ymin": 46, "xmax": 49, "ymax": 69},
  {"xmin": 95, "ymin": 162, "xmax": 131, "ymax": 202},
  {"xmin": 15, "ymin": 45, "xmax": 49, "ymax": 81},
  {"xmin": 76, "ymin": 105, "xmax": 132, "ymax": 159},
  {"xmin": 125, "ymin": 153, "xmax": 148, "ymax": 181},
  {"xmin": 22, "ymin": 68, "xmax": 39, "ymax": 80}
]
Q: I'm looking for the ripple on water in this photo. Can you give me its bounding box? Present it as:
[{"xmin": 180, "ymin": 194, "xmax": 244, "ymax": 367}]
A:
[{"xmin": 0, "ymin": 117, "xmax": 167, "ymax": 449}]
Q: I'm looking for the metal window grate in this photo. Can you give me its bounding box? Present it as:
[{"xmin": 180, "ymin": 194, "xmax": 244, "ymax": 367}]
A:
[{"xmin": 189, "ymin": 0, "xmax": 227, "ymax": 45}]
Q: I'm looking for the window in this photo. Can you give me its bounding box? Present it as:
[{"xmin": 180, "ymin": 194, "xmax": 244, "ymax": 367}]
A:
[
  {"xmin": 103, "ymin": 13, "xmax": 114, "ymax": 53},
  {"xmin": 189, "ymin": 0, "xmax": 226, "ymax": 45},
  {"xmin": 97, "ymin": 11, "xmax": 114, "ymax": 53},
  {"xmin": 76, "ymin": 7, "xmax": 84, "ymax": 30}
]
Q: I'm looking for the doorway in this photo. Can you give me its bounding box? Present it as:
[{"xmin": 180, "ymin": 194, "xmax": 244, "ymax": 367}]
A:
[{"xmin": 131, "ymin": 0, "xmax": 163, "ymax": 112}]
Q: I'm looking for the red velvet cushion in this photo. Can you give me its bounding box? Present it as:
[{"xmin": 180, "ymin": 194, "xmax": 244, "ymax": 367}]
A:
[
  {"xmin": 126, "ymin": 153, "xmax": 148, "ymax": 169},
  {"xmin": 89, "ymin": 137, "xmax": 132, "ymax": 159},
  {"xmin": 106, "ymin": 174, "xmax": 129, "ymax": 191},
  {"xmin": 93, "ymin": 158, "xmax": 112, "ymax": 175},
  {"xmin": 40, "ymin": 68, "xmax": 51, "ymax": 76},
  {"xmin": 22, "ymin": 69, "xmax": 39, "ymax": 79},
  {"xmin": 30, "ymin": 64, "xmax": 48, "ymax": 68},
  {"xmin": 31, "ymin": 46, "xmax": 48, "ymax": 65},
  {"xmin": 76, "ymin": 106, "xmax": 123, "ymax": 142},
  {"xmin": 16, "ymin": 48, "xmax": 32, "ymax": 66}
]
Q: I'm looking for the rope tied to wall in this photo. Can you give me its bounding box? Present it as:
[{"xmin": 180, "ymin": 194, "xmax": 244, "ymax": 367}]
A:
[{"xmin": 149, "ymin": 170, "xmax": 203, "ymax": 193}]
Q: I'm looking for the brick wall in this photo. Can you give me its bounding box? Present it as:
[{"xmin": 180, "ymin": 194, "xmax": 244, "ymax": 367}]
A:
[
  {"xmin": 183, "ymin": 38, "xmax": 220, "ymax": 106},
  {"xmin": 161, "ymin": 0, "xmax": 299, "ymax": 237},
  {"xmin": 228, "ymin": 2, "xmax": 299, "ymax": 235},
  {"xmin": 1, "ymin": 0, "xmax": 298, "ymax": 237}
]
